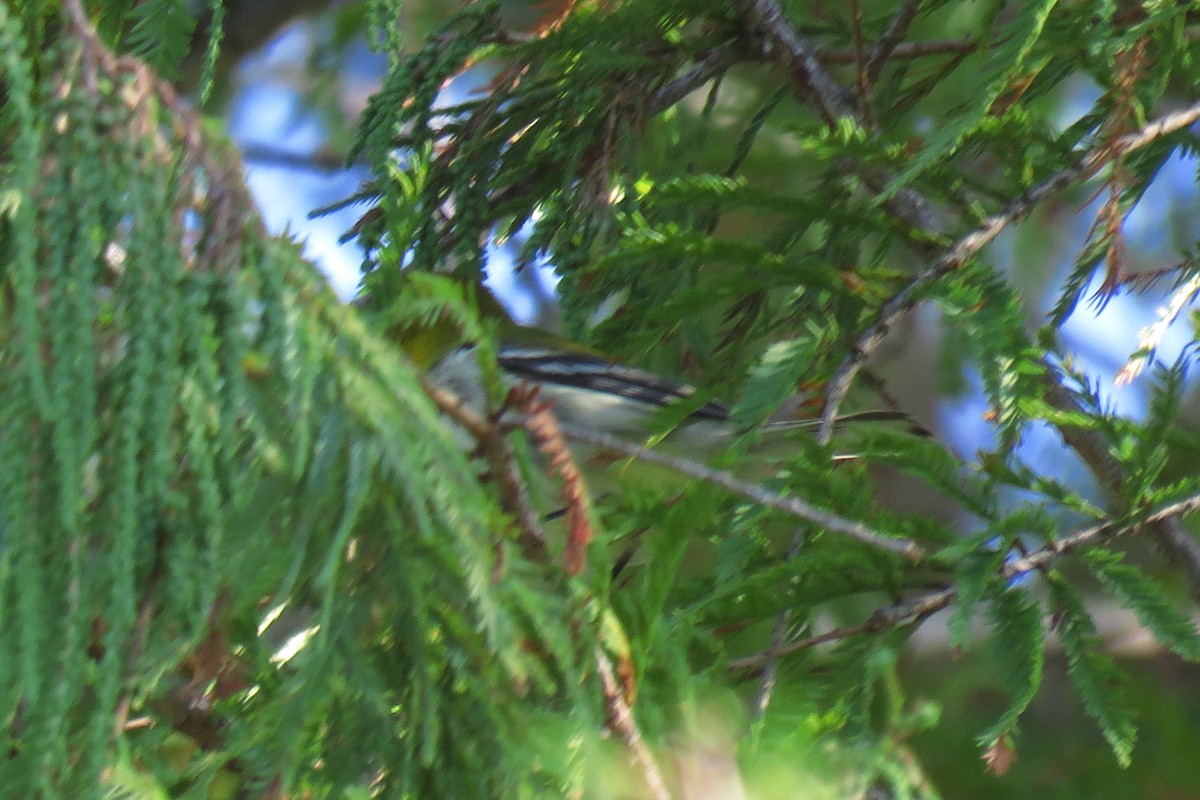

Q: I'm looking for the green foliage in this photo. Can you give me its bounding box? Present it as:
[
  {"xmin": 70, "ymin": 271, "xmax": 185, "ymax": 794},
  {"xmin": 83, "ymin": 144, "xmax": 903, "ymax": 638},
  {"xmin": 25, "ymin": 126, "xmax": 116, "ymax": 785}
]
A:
[
  {"xmin": 0, "ymin": 6, "xmax": 582, "ymax": 797},
  {"xmin": 126, "ymin": 0, "xmax": 196, "ymax": 78},
  {"xmin": 945, "ymin": 543, "xmax": 1003, "ymax": 652},
  {"xmin": 938, "ymin": 261, "xmax": 1047, "ymax": 450},
  {"xmin": 878, "ymin": 0, "xmax": 1059, "ymax": 202},
  {"xmin": 976, "ymin": 587, "xmax": 1045, "ymax": 753},
  {"xmin": 1047, "ymin": 573, "xmax": 1137, "ymax": 766},
  {"xmin": 1088, "ymin": 550, "xmax": 1200, "ymax": 663},
  {"xmin": 8, "ymin": 0, "xmax": 1200, "ymax": 797}
]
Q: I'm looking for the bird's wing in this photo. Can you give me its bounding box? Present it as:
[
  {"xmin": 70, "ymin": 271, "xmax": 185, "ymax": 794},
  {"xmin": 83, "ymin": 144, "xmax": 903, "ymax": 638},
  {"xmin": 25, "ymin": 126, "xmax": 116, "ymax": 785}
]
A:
[{"xmin": 497, "ymin": 346, "xmax": 731, "ymax": 422}]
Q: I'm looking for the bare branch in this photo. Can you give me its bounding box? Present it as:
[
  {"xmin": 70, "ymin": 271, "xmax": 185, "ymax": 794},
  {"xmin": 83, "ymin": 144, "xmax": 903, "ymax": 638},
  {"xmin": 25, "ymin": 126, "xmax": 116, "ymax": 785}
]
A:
[
  {"xmin": 729, "ymin": 587, "xmax": 953, "ymax": 674},
  {"xmin": 241, "ymin": 143, "xmax": 364, "ymax": 174},
  {"xmin": 1112, "ymin": 256, "xmax": 1200, "ymax": 294},
  {"xmin": 753, "ymin": 534, "xmax": 805, "ymax": 716},
  {"xmin": 849, "ymin": 0, "xmax": 872, "ymax": 125},
  {"xmin": 1005, "ymin": 490, "xmax": 1200, "ymax": 574},
  {"xmin": 830, "ymin": 37, "xmax": 976, "ymax": 64},
  {"xmin": 864, "ymin": 0, "xmax": 925, "ymax": 84},
  {"xmin": 732, "ymin": 0, "xmax": 857, "ymax": 125},
  {"xmin": 537, "ymin": 419, "xmax": 926, "ymax": 561},
  {"xmin": 1116, "ymin": 266, "xmax": 1200, "ymax": 383},
  {"xmin": 649, "ymin": 42, "xmax": 746, "ymax": 115},
  {"xmin": 649, "ymin": 36, "xmax": 975, "ymax": 118}
]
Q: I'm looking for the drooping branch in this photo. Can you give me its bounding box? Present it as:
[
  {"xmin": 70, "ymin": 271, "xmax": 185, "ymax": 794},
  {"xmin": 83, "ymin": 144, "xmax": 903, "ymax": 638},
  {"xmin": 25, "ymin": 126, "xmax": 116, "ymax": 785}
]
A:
[{"xmin": 63, "ymin": 0, "xmax": 263, "ymax": 268}]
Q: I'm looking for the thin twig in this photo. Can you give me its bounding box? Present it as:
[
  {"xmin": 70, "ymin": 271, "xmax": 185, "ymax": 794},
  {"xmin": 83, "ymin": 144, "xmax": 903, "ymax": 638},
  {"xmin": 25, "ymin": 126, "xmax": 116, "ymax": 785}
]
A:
[
  {"xmin": 828, "ymin": 37, "xmax": 975, "ymax": 64},
  {"xmin": 1004, "ymin": 489, "xmax": 1200, "ymax": 574},
  {"xmin": 648, "ymin": 36, "xmax": 975, "ymax": 118},
  {"xmin": 733, "ymin": 0, "xmax": 857, "ymax": 125},
  {"xmin": 422, "ymin": 378, "xmax": 549, "ymax": 558},
  {"xmin": 864, "ymin": 0, "xmax": 925, "ymax": 84},
  {"xmin": 728, "ymin": 588, "xmax": 953, "ymax": 674},
  {"xmin": 752, "ymin": 534, "xmax": 805, "ymax": 716},
  {"xmin": 728, "ymin": 488, "xmax": 1200, "ymax": 674},
  {"xmin": 596, "ymin": 648, "xmax": 674, "ymax": 800},
  {"xmin": 819, "ymin": 99, "xmax": 1200, "ymax": 442},
  {"xmin": 733, "ymin": 0, "xmax": 937, "ymax": 237},
  {"xmin": 849, "ymin": 0, "xmax": 872, "ymax": 125},
  {"xmin": 536, "ymin": 419, "xmax": 925, "ymax": 561},
  {"xmin": 241, "ymin": 143, "xmax": 365, "ymax": 174},
  {"xmin": 649, "ymin": 42, "xmax": 746, "ymax": 115},
  {"xmin": 1113, "ymin": 255, "xmax": 1200, "ymax": 294}
]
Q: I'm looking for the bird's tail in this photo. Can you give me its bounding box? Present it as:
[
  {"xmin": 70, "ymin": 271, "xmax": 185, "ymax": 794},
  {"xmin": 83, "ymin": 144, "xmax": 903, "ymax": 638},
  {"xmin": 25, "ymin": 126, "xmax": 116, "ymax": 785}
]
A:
[{"xmin": 763, "ymin": 409, "xmax": 928, "ymax": 437}]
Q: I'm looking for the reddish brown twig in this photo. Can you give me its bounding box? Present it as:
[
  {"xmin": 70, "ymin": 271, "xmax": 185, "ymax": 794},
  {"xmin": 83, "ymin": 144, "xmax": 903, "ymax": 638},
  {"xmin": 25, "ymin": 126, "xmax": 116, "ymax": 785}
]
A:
[
  {"xmin": 507, "ymin": 385, "xmax": 595, "ymax": 575},
  {"xmin": 596, "ymin": 648, "xmax": 674, "ymax": 800},
  {"xmin": 422, "ymin": 377, "xmax": 549, "ymax": 561}
]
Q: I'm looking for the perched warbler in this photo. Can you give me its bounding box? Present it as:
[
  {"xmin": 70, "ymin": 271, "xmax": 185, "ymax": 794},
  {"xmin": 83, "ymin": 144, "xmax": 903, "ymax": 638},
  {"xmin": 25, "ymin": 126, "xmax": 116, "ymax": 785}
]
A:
[
  {"xmin": 427, "ymin": 340, "xmax": 907, "ymax": 455},
  {"xmin": 376, "ymin": 275, "xmax": 910, "ymax": 473}
]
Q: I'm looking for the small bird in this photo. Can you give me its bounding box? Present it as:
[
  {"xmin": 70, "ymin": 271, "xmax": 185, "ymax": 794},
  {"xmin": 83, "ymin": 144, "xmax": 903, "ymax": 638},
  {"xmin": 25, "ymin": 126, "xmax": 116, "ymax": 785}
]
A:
[
  {"xmin": 377, "ymin": 273, "xmax": 913, "ymax": 473},
  {"xmin": 429, "ymin": 339, "xmax": 908, "ymax": 456}
]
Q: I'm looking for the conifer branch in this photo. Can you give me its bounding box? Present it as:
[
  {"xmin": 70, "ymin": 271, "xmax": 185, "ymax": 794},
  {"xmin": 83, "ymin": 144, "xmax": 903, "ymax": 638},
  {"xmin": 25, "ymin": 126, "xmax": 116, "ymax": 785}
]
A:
[
  {"xmin": 63, "ymin": 0, "xmax": 263, "ymax": 267},
  {"xmin": 649, "ymin": 33, "xmax": 976, "ymax": 118},
  {"xmin": 733, "ymin": 0, "xmax": 938, "ymax": 255},
  {"xmin": 819, "ymin": 99, "xmax": 1200, "ymax": 441},
  {"xmin": 864, "ymin": 0, "xmax": 926, "ymax": 84},
  {"xmin": 729, "ymin": 488, "xmax": 1200, "ymax": 674},
  {"xmin": 1039, "ymin": 365, "xmax": 1200, "ymax": 592},
  {"xmin": 1006, "ymin": 490, "xmax": 1200, "ymax": 573},
  {"xmin": 733, "ymin": 0, "xmax": 857, "ymax": 125},
  {"xmin": 540, "ymin": 420, "xmax": 926, "ymax": 561},
  {"xmin": 422, "ymin": 377, "xmax": 549, "ymax": 560},
  {"xmin": 732, "ymin": 0, "xmax": 938, "ymax": 710}
]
